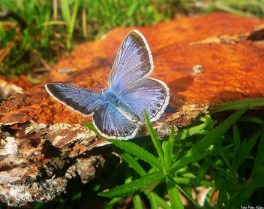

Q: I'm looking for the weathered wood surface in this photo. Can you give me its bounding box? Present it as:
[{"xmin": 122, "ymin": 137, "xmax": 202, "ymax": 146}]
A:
[{"xmin": 0, "ymin": 13, "xmax": 264, "ymax": 206}]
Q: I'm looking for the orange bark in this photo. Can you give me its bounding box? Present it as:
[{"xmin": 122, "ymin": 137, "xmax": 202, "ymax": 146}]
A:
[{"xmin": 1, "ymin": 13, "xmax": 264, "ymax": 127}]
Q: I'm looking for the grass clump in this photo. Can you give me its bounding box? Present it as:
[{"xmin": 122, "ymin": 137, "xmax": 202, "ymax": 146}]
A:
[
  {"xmin": 86, "ymin": 99, "xmax": 264, "ymax": 208},
  {"xmin": 0, "ymin": 0, "xmax": 167, "ymax": 76}
]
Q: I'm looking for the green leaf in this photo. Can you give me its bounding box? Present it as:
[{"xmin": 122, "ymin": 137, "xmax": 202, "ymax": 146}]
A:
[
  {"xmin": 27, "ymin": 75, "xmax": 41, "ymax": 84},
  {"xmin": 133, "ymin": 194, "xmax": 143, "ymax": 209},
  {"xmin": 169, "ymin": 124, "xmax": 175, "ymax": 147},
  {"xmin": 68, "ymin": 0, "xmax": 80, "ymax": 46},
  {"xmin": 232, "ymin": 124, "xmax": 240, "ymax": 171},
  {"xmin": 212, "ymin": 97, "xmax": 264, "ymax": 113},
  {"xmin": 71, "ymin": 191, "xmax": 81, "ymax": 201},
  {"xmin": 70, "ymin": 0, "xmax": 80, "ymax": 31},
  {"xmin": 149, "ymin": 192, "xmax": 158, "ymax": 209},
  {"xmin": 166, "ymin": 177, "xmax": 184, "ymax": 209},
  {"xmin": 104, "ymin": 197, "xmax": 122, "ymax": 209},
  {"xmin": 171, "ymin": 108, "xmax": 247, "ymax": 173},
  {"xmin": 176, "ymin": 185, "xmax": 201, "ymax": 208},
  {"xmin": 253, "ymin": 130, "xmax": 264, "ymax": 175},
  {"xmin": 239, "ymin": 116, "xmax": 264, "ymax": 126},
  {"xmin": 195, "ymin": 108, "xmax": 246, "ymax": 151},
  {"xmin": 149, "ymin": 192, "xmax": 171, "ymax": 209},
  {"xmin": 144, "ymin": 111, "xmax": 164, "ymax": 161},
  {"xmin": 60, "ymin": 0, "xmax": 80, "ymax": 49},
  {"xmin": 196, "ymin": 161, "xmax": 210, "ymax": 183},
  {"xmin": 215, "ymin": 140, "xmax": 232, "ymax": 170},
  {"xmin": 121, "ymin": 152, "xmax": 146, "ymax": 176},
  {"xmin": 233, "ymin": 124, "xmax": 240, "ymax": 156},
  {"xmin": 108, "ymin": 139, "xmax": 162, "ymax": 170},
  {"xmin": 233, "ymin": 131, "xmax": 259, "ymax": 170},
  {"xmin": 178, "ymin": 123, "xmax": 207, "ymax": 139},
  {"xmin": 162, "ymin": 125, "xmax": 175, "ymax": 173},
  {"xmin": 99, "ymin": 171, "xmax": 165, "ymax": 198},
  {"xmin": 173, "ymin": 176, "xmax": 214, "ymax": 187},
  {"xmin": 162, "ymin": 140, "xmax": 172, "ymax": 173},
  {"xmin": 60, "ymin": 0, "xmax": 70, "ymax": 25}
]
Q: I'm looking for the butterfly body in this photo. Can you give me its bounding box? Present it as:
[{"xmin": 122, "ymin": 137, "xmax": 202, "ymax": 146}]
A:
[
  {"xmin": 101, "ymin": 89, "xmax": 140, "ymax": 122},
  {"xmin": 45, "ymin": 30, "xmax": 170, "ymax": 140}
]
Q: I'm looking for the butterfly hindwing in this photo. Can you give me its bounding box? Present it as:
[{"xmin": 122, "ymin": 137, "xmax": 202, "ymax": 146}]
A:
[
  {"xmin": 109, "ymin": 30, "xmax": 153, "ymax": 93},
  {"xmin": 45, "ymin": 83, "xmax": 104, "ymax": 116},
  {"xmin": 120, "ymin": 78, "xmax": 170, "ymax": 122},
  {"xmin": 93, "ymin": 103, "xmax": 138, "ymax": 140}
]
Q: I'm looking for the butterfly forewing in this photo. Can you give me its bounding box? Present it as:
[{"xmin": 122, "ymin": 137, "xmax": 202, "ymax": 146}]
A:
[
  {"xmin": 93, "ymin": 103, "xmax": 138, "ymax": 140},
  {"xmin": 45, "ymin": 30, "xmax": 170, "ymax": 140},
  {"xmin": 120, "ymin": 78, "xmax": 170, "ymax": 122},
  {"xmin": 45, "ymin": 83, "xmax": 104, "ymax": 116},
  {"xmin": 109, "ymin": 30, "xmax": 153, "ymax": 93}
]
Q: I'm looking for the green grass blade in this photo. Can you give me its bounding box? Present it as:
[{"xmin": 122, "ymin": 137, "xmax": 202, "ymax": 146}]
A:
[
  {"xmin": 162, "ymin": 140, "xmax": 172, "ymax": 173},
  {"xmin": 60, "ymin": 0, "xmax": 80, "ymax": 49},
  {"xmin": 171, "ymin": 108, "xmax": 247, "ymax": 173},
  {"xmin": 150, "ymin": 192, "xmax": 171, "ymax": 209},
  {"xmin": 133, "ymin": 194, "xmax": 143, "ymax": 209},
  {"xmin": 233, "ymin": 131, "xmax": 260, "ymax": 170},
  {"xmin": 233, "ymin": 124, "xmax": 240, "ymax": 154},
  {"xmin": 81, "ymin": 8, "xmax": 87, "ymax": 38},
  {"xmin": 121, "ymin": 152, "xmax": 147, "ymax": 176},
  {"xmin": 212, "ymin": 98, "xmax": 264, "ymax": 113},
  {"xmin": 149, "ymin": 192, "xmax": 158, "ymax": 209},
  {"xmin": 144, "ymin": 111, "xmax": 164, "ymax": 161},
  {"xmin": 178, "ymin": 114, "xmax": 214, "ymax": 139},
  {"xmin": 104, "ymin": 197, "xmax": 122, "ymax": 209},
  {"xmin": 239, "ymin": 116, "xmax": 264, "ymax": 126},
  {"xmin": 253, "ymin": 129, "xmax": 264, "ymax": 175},
  {"xmin": 166, "ymin": 176, "xmax": 184, "ymax": 209},
  {"xmin": 196, "ymin": 161, "xmax": 210, "ymax": 183},
  {"xmin": 162, "ymin": 125, "xmax": 174, "ymax": 172},
  {"xmin": 99, "ymin": 171, "xmax": 164, "ymax": 198},
  {"xmin": 162, "ymin": 125, "xmax": 175, "ymax": 173},
  {"xmin": 232, "ymin": 124, "xmax": 240, "ymax": 171},
  {"xmin": 176, "ymin": 185, "xmax": 201, "ymax": 208},
  {"xmin": 68, "ymin": 0, "xmax": 80, "ymax": 43},
  {"xmin": 215, "ymin": 141, "xmax": 232, "ymax": 170},
  {"xmin": 108, "ymin": 139, "xmax": 162, "ymax": 170},
  {"xmin": 83, "ymin": 121, "xmax": 99, "ymax": 134},
  {"xmin": 70, "ymin": 0, "xmax": 80, "ymax": 29},
  {"xmin": 84, "ymin": 121, "xmax": 163, "ymax": 172},
  {"xmin": 178, "ymin": 123, "xmax": 207, "ymax": 139},
  {"xmin": 60, "ymin": 0, "xmax": 70, "ymax": 25},
  {"xmin": 194, "ymin": 108, "xmax": 247, "ymax": 151},
  {"xmin": 169, "ymin": 124, "xmax": 175, "ymax": 147}
]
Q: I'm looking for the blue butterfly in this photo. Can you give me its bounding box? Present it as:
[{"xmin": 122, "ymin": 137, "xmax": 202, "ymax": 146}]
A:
[{"xmin": 45, "ymin": 30, "xmax": 170, "ymax": 140}]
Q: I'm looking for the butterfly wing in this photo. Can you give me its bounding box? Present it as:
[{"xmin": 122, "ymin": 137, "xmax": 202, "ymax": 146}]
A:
[
  {"xmin": 120, "ymin": 78, "xmax": 170, "ymax": 122},
  {"xmin": 109, "ymin": 30, "xmax": 170, "ymax": 123},
  {"xmin": 45, "ymin": 83, "xmax": 104, "ymax": 116},
  {"xmin": 46, "ymin": 30, "xmax": 169, "ymax": 140},
  {"xmin": 109, "ymin": 30, "xmax": 153, "ymax": 92},
  {"xmin": 93, "ymin": 103, "xmax": 138, "ymax": 140}
]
